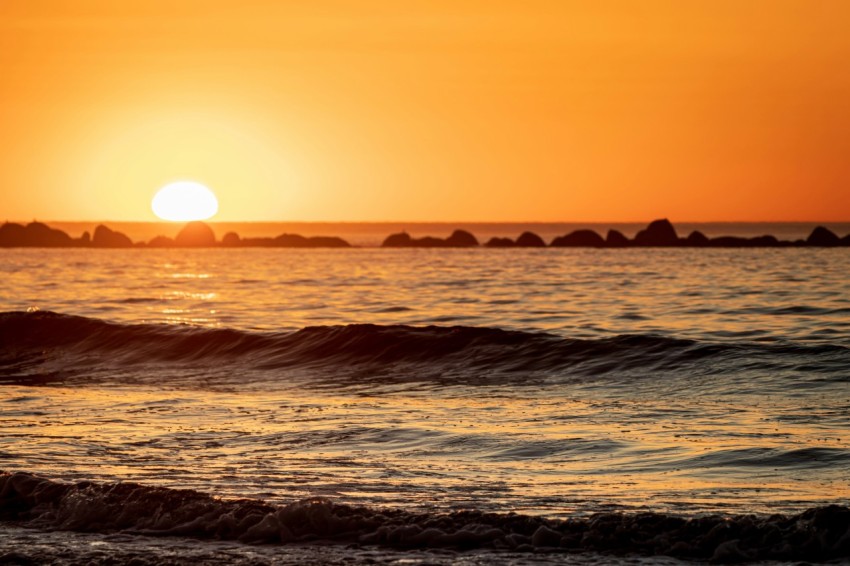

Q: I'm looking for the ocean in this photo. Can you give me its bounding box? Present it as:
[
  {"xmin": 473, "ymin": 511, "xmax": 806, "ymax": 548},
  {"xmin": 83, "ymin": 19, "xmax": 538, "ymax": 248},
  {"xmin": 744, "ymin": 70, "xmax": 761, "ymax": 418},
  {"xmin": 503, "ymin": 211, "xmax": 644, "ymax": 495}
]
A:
[{"xmin": 1, "ymin": 246, "xmax": 849, "ymax": 564}]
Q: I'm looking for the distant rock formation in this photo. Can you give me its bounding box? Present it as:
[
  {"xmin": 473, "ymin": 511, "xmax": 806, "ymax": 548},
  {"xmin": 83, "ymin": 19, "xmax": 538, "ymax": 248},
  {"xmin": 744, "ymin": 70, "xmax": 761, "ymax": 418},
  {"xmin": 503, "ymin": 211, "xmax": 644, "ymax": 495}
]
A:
[
  {"xmin": 0, "ymin": 222, "xmax": 75, "ymax": 247},
  {"xmin": 1, "ymin": 219, "xmax": 849, "ymax": 249},
  {"xmin": 92, "ymin": 224, "xmax": 133, "ymax": 248},
  {"xmin": 382, "ymin": 230, "xmax": 478, "ymax": 247},
  {"xmin": 485, "ymin": 237, "xmax": 515, "ymax": 247},
  {"xmin": 551, "ymin": 229, "xmax": 605, "ymax": 247},
  {"xmin": 175, "ymin": 221, "xmax": 217, "ymax": 247},
  {"xmin": 685, "ymin": 231, "xmax": 709, "ymax": 246},
  {"xmin": 605, "ymin": 230, "xmax": 629, "ymax": 247},
  {"xmin": 446, "ymin": 230, "xmax": 479, "ymax": 247},
  {"xmin": 807, "ymin": 226, "xmax": 841, "ymax": 246},
  {"xmin": 221, "ymin": 232, "xmax": 241, "ymax": 246},
  {"xmin": 273, "ymin": 233, "xmax": 350, "ymax": 248},
  {"xmin": 147, "ymin": 236, "xmax": 175, "ymax": 247},
  {"xmin": 516, "ymin": 232, "xmax": 545, "ymax": 247},
  {"xmin": 633, "ymin": 219, "xmax": 679, "ymax": 246}
]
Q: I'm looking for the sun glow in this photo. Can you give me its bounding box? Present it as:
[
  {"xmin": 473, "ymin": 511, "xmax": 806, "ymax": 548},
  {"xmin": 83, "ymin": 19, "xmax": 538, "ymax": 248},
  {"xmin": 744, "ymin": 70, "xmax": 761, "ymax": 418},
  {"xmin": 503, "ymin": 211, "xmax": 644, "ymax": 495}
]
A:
[{"xmin": 152, "ymin": 182, "xmax": 219, "ymax": 221}]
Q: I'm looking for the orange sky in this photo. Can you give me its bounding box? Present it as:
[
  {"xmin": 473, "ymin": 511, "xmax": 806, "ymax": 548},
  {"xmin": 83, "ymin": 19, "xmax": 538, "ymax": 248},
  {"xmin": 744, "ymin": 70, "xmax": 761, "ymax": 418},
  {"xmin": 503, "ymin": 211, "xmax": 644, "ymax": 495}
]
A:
[{"xmin": 1, "ymin": 1, "xmax": 849, "ymax": 222}]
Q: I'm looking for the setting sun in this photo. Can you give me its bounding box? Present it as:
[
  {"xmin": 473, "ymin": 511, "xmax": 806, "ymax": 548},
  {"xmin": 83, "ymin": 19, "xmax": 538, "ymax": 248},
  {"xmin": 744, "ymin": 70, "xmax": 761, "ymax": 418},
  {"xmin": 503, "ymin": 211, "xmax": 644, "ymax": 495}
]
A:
[{"xmin": 151, "ymin": 181, "xmax": 219, "ymax": 221}]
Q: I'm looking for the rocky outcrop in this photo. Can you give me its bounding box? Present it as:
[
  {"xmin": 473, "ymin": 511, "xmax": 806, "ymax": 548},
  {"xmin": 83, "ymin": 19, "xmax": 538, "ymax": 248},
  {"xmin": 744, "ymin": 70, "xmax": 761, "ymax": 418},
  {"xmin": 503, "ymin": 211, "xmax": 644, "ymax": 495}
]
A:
[
  {"xmin": 381, "ymin": 230, "xmax": 478, "ymax": 247},
  {"xmin": 485, "ymin": 237, "xmax": 514, "ymax": 247},
  {"xmin": 807, "ymin": 226, "xmax": 841, "ymax": 246},
  {"xmin": 175, "ymin": 221, "xmax": 217, "ymax": 247},
  {"xmin": 445, "ymin": 229, "xmax": 479, "ymax": 247},
  {"xmin": 92, "ymin": 225, "xmax": 133, "ymax": 247},
  {"xmin": 633, "ymin": 219, "xmax": 679, "ymax": 246},
  {"xmin": 221, "ymin": 232, "xmax": 241, "ymax": 246},
  {"xmin": 685, "ymin": 231, "xmax": 709, "ymax": 246},
  {"xmin": 0, "ymin": 222, "xmax": 75, "ymax": 247},
  {"xmin": 605, "ymin": 230, "xmax": 629, "ymax": 247},
  {"xmin": 550, "ymin": 229, "xmax": 605, "ymax": 247},
  {"xmin": 382, "ymin": 232, "xmax": 414, "ymax": 247},
  {"xmin": 516, "ymin": 232, "xmax": 545, "ymax": 247},
  {"xmin": 274, "ymin": 234, "xmax": 350, "ymax": 247},
  {"xmin": 147, "ymin": 236, "xmax": 175, "ymax": 247}
]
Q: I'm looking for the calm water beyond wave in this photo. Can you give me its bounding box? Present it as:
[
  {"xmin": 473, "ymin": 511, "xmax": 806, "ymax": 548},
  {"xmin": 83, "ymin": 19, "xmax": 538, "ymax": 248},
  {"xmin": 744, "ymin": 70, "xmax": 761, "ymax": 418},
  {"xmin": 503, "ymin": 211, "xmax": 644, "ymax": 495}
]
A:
[{"xmin": 1, "ymin": 247, "xmax": 849, "ymax": 564}]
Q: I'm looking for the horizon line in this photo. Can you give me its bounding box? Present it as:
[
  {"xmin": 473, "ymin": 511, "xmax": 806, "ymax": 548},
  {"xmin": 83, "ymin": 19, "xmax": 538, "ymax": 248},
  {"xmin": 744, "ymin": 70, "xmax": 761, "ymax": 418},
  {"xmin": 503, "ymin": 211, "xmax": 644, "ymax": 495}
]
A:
[{"xmin": 8, "ymin": 219, "xmax": 850, "ymax": 225}]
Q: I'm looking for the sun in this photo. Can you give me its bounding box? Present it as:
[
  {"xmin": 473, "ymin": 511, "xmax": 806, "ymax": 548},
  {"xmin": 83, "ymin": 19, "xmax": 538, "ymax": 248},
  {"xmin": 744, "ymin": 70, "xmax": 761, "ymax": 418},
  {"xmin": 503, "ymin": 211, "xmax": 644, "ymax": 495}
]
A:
[{"xmin": 152, "ymin": 181, "xmax": 219, "ymax": 221}]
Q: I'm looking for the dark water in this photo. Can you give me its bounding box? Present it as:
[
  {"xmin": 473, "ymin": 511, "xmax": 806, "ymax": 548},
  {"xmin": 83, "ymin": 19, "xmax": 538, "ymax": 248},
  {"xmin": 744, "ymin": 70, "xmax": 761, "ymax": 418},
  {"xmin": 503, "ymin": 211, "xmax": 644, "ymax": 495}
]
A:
[{"xmin": 1, "ymin": 247, "xmax": 849, "ymax": 564}]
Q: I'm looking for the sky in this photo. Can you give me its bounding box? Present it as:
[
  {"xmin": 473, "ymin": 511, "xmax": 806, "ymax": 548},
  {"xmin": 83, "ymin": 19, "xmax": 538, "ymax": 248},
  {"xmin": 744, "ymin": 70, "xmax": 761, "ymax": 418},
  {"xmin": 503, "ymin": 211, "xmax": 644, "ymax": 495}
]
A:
[{"xmin": 1, "ymin": 1, "xmax": 849, "ymax": 222}]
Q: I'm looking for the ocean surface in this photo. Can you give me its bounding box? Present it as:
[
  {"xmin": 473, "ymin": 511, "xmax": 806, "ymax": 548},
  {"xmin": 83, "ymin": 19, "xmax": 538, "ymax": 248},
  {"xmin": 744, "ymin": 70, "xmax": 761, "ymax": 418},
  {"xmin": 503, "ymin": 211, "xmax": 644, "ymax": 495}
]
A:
[{"xmin": 1, "ymin": 247, "xmax": 849, "ymax": 564}]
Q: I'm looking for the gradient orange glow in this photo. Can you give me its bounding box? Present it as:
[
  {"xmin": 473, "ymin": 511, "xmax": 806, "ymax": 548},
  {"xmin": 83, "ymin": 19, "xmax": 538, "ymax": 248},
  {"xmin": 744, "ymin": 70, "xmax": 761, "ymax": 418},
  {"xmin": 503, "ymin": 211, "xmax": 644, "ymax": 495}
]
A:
[{"xmin": 1, "ymin": 1, "xmax": 849, "ymax": 222}]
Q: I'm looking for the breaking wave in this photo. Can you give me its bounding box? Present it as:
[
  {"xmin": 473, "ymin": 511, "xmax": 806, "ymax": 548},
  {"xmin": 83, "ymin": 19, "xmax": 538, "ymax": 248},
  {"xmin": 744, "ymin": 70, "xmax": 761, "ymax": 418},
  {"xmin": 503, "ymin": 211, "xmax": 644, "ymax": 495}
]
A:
[
  {"xmin": 1, "ymin": 472, "xmax": 849, "ymax": 562},
  {"xmin": 1, "ymin": 310, "xmax": 847, "ymax": 387}
]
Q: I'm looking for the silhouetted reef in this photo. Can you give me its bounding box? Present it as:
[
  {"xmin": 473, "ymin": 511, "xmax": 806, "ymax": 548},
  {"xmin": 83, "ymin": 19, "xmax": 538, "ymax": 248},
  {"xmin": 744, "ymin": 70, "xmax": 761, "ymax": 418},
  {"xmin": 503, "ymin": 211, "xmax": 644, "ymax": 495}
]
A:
[
  {"xmin": 385, "ymin": 219, "xmax": 849, "ymax": 248},
  {"xmin": 2, "ymin": 472, "xmax": 850, "ymax": 562},
  {"xmin": 0, "ymin": 221, "xmax": 350, "ymax": 248},
  {"xmin": 1, "ymin": 219, "xmax": 849, "ymax": 248}
]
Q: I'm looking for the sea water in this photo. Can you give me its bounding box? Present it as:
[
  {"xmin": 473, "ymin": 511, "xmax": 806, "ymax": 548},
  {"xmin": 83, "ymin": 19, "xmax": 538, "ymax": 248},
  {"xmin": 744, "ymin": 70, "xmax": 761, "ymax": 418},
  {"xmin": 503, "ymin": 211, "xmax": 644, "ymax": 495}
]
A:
[{"xmin": 1, "ymin": 247, "xmax": 849, "ymax": 564}]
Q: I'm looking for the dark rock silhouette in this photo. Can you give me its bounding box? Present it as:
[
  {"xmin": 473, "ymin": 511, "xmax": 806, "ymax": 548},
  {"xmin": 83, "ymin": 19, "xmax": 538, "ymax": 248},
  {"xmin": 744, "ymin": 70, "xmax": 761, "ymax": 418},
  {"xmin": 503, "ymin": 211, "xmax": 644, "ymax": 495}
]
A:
[
  {"xmin": 0, "ymin": 222, "xmax": 75, "ymax": 247},
  {"xmin": 381, "ymin": 230, "xmax": 476, "ymax": 247},
  {"xmin": 842, "ymin": 234, "xmax": 850, "ymax": 246},
  {"xmin": 685, "ymin": 231, "xmax": 709, "ymax": 246},
  {"xmin": 92, "ymin": 225, "xmax": 133, "ymax": 248},
  {"xmin": 633, "ymin": 219, "xmax": 679, "ymax": 246},
  {"xmin": 445, "ymin": 229, "xmax": 479, "ymax": 247},
  {"xmin": 80, "ymin": 231, "xmax": 91, "ymax": 245},
  {"xmin": 221, "ymin": 232, "xmax": 241, "ymax": 246},
  {"xmin": 27, "ymin": 222, "xmax": 74, "ymax": 246},
  {"xmin": 0, "ymin": 223, "xmax": 27, "ymax": 246},
  {"xmin": 274, "ymin": 233, "xmax": 350, "ymax": 247},
  {"xmin": 147, "ymin": 236, "xmax": 175, "ymax": 247},
  {"xmin": 175, "ymin": 221, "xmax": 216, "ymax": 247},
  {"xmin": 709, "ymin": 236, "xmax": 750, "ymax": 247},
  {"xmin": 605, "ymin": 230, "xmax": 629, "ymax": 247},
  {"xmin": 302, "ymin": 236, "xmax": 350, "ymax": 248},
  {"xmin": 707, "ymin": 235, "xmax": 780, "ymax": 247},
  {"xmin": 382, "ymin": 232, "xmax": 413, "ymax": 247},
  {"xmin": 807, "ymin": 226, "xmax": 841, "ymax": 246},
  {"xmin": 516, "ymin": 231, "xmax": 545, "ymax": 247},
  {"xmin": 551, "ymin": 229, "xmax": 605, "ymax": 247},
  {"xmin": 485, "ymin": 237, "xmax": 514, "ymax": 247},
  {"xmin": 749, "ymin": 235, "xmax": 779, "ymax": 247}
]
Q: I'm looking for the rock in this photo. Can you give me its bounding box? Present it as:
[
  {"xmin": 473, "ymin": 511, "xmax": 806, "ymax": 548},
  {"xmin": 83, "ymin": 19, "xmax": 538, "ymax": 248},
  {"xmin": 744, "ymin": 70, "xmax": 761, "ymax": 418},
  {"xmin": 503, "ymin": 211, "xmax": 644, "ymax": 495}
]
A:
[
  {"xmin": 303, "ymin": 236, "xmax": 350, "ymax": 248},
  {"xmin": 515, "ymin": 231, "xmax": 545, "ymax": 247},
  {"xmin": 486, "ymin": 237, "xmax": 514, "ymax": 247},
  {"xmin": 445, "ymin": 229, "xmax": 479, "ymax": 247},
  {"xmin": 550, "ymin": 229, "xmax": 605, "ymax": 247},
  {"xmin": 842, "ymin": 234, "xmax": 850, "ymax": 246},
  {"xmin": 605, "ymin": 229, "xmax": 629, "ymax": 247},
  {"xmin": 748, "ymin": 235, "xmax": 779, "ymax": 246},
  {"xmin": 806, "ymin": 226, "xmax": 840, "ymax": 246},
  {"xmin": 382, "ymin": 232, "xmax": 413, "ymax": 247},
  {"xmin": 175, "ymin": 221, "xmax": 216, "ymax": 247},
  {"xmin": 92, "ymin": 225, "xmax": 133, "ymax": 247},
  {"xmin": 22, "ymin": 222, "xmax": 73, "ymax": 246},
  {"xmin": 633, "ymin": 219, "xmax": 679, "ymax": 246},
  {"xmin": 274, "ymin": 233, "xmax": 309, "ymax": 247},
  {"xmin": 221, "ymin": 232, "xmax": 241, "ymax": 246},
  {"xmin": 531, "ymin": 525, "xmax": 562, "ymax": 547},
  {"xmin": 416, "ymin": 236, "xmax": 447, "ymax": 247},
  {"xmin": 685, "ymin": 230, "xmax": 709, "ymax": 246},
  {"xmin": 147, "ymin": 236, "xmax": 175, "ymax": 247},
  {"xmin": 0, "ymin": 222, "xmax": 27, "ymax": 246},
  {"xmin": 709, "ymin": 236, "xmax": 750, "ymax": 247},
  {"xmin": 79, "ymin": 231, "xmax": 91, "ymax": 245}
]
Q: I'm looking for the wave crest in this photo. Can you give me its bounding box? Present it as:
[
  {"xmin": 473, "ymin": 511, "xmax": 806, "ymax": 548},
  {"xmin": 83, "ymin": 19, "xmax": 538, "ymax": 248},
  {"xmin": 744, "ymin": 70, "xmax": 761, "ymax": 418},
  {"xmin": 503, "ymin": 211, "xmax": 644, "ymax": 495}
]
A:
[
  {"xmin": 1, "ymin": 310, "xmax": 846, "ymax": 386},
  {"xmin": 2, "ymin": 472, "xmax": 849, "ymax": 561}
]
